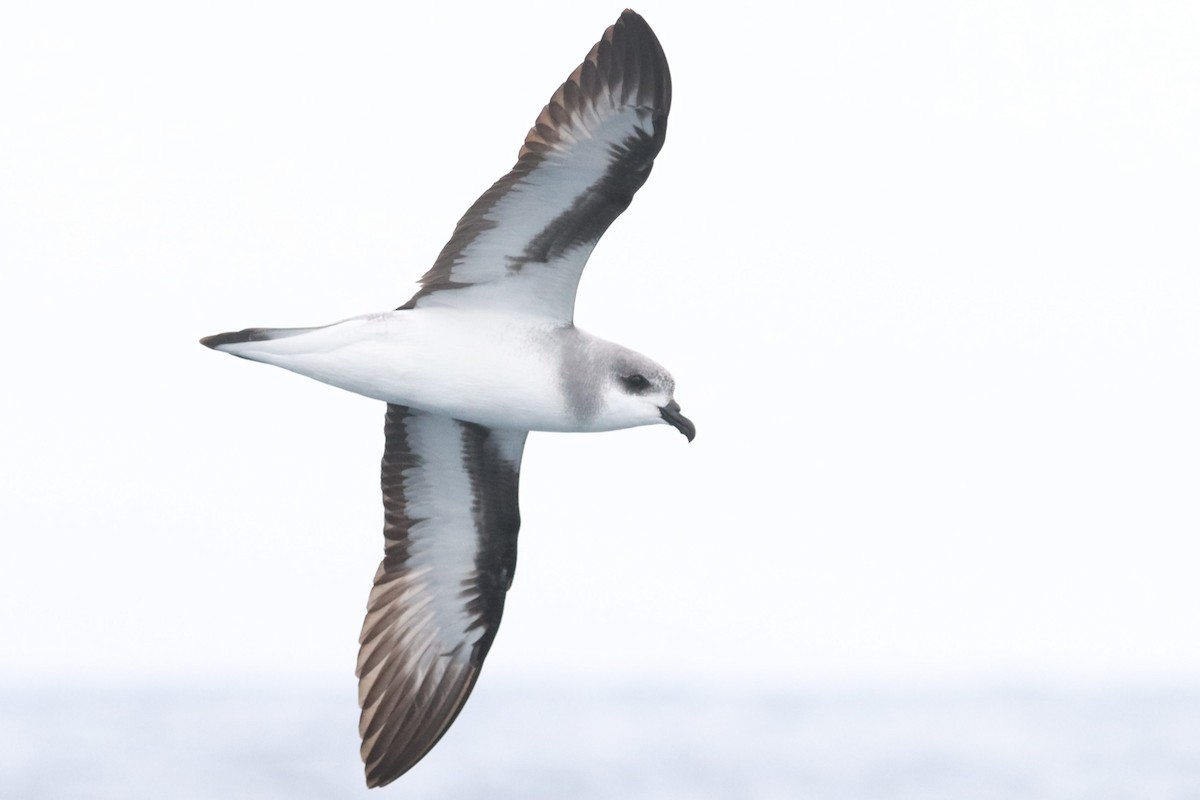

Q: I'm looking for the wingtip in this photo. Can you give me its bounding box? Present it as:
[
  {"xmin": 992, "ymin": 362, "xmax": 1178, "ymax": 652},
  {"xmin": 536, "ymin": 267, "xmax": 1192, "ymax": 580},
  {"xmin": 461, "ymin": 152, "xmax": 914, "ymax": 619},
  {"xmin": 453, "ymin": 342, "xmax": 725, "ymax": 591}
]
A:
[
  {"xmin": 615, "ymin": 9, "xmax": 661, "ymax": 44},
  {"xmin": 615, "ymin": 9, "xmax": 654, "ymax": 41},
  {"xmin": 618, "ymin": 8, "xmax": 652, "ymax": 27},
  {"xmin": 615, "ymin": 8, "xmax": 671, "ymax": 114}
]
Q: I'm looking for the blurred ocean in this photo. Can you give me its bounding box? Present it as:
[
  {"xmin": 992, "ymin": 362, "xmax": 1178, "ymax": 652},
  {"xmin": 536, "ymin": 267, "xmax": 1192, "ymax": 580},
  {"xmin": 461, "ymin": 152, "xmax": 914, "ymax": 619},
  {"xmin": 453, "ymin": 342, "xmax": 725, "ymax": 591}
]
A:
[{"xmin": 2, "ymin": 681, "xmax": 1198, "ymax": 799}]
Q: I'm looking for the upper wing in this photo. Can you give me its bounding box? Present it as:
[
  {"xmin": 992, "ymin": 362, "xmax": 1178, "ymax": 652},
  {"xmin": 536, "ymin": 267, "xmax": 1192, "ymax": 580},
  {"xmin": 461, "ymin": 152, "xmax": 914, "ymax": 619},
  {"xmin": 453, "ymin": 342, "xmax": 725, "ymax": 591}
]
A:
[
  {"xmin": 400, "ymin": 10, "xmax": 671, "ymax": 322},
  {"xmin": 357, "ymin": 404, "xmax": 526, "ymax": 787}
]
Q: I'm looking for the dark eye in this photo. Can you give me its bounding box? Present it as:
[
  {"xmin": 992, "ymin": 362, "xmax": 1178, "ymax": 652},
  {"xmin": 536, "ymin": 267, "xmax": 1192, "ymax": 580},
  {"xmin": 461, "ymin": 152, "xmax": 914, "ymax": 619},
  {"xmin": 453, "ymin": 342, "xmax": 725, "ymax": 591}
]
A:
[{"xmin": 620, "ymin": 373, "xmax": 651, "ymax": 393}]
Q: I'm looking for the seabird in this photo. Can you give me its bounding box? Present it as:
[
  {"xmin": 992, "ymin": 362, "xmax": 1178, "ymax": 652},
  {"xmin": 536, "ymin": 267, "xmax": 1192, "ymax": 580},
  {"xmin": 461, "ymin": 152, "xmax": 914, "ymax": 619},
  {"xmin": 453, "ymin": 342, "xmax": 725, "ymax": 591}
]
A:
[{"xmin": 201, "ymin": 9, "xmax": 691, "ymax": 787}]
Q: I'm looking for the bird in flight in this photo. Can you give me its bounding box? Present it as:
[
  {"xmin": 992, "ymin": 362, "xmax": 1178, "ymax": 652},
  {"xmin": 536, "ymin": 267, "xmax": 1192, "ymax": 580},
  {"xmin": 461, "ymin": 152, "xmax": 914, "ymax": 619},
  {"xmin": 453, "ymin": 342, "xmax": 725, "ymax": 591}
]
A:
[{"xmin": 201, "ymin": 9, "xmax": 691, "ymax": 787}]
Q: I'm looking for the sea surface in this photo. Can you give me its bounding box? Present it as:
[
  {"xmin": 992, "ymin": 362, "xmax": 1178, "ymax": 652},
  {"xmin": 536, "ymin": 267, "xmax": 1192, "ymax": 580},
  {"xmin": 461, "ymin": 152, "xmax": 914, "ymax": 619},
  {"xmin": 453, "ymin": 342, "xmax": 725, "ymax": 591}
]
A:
[{"xmin": 2, "ymin": 682, "xmax": 1198, "ymax": 799}]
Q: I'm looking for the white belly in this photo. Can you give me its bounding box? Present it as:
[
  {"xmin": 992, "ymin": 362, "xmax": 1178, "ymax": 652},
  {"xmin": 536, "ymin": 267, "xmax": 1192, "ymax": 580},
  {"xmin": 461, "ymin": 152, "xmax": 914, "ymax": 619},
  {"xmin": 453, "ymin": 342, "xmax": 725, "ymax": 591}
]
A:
[{"xmin": 225, "ymin": 309, "xmax": 581, "ymax": 430}]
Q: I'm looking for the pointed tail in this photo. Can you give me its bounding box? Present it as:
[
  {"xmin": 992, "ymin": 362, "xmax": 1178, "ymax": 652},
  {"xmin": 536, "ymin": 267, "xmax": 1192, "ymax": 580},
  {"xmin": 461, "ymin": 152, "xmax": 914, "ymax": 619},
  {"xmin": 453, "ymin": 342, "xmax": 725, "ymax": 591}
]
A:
[{"xmin": 199, "ymin": 326, "xmax": 319, "ymax": 358}]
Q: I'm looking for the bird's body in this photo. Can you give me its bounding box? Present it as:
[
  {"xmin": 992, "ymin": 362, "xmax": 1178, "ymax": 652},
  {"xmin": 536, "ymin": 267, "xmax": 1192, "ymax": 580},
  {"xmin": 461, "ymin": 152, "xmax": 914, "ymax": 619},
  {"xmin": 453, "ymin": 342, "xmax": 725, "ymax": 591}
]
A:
[
  {"xmin": 206, "ymin": 310, "xmax": 672, "ymax": 433},
  {"xmin": 201, "ymin": 9, "xmax": 691, "ymax": 787}
]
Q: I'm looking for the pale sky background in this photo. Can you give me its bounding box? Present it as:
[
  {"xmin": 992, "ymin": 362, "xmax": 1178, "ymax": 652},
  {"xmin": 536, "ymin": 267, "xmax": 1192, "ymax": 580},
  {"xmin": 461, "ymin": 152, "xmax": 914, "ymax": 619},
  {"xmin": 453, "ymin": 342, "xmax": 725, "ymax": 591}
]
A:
[{"xmin": 1, "ymin": 0, "xmax": 1198, "ymax": 694}]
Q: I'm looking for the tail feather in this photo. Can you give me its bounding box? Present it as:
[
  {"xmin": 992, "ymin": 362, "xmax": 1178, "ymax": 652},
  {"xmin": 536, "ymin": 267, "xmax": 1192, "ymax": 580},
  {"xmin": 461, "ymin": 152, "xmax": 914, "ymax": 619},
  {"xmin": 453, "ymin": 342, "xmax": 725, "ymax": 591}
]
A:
[
  {"xmin": 200, "ymin": 326, "xmax": 317, "ymax": 351},
  {"xmin": 198, "ymin": 315, "xmax": 395, "ymax": 400}
]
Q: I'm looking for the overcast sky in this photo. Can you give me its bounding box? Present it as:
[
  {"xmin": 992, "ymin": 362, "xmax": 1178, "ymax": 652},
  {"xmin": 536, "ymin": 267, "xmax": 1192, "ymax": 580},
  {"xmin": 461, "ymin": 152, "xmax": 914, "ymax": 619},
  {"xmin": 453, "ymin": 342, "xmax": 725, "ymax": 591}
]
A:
[{"xmin": 2, "ymin": 1, "xmax": 1198, "ymax": 691}]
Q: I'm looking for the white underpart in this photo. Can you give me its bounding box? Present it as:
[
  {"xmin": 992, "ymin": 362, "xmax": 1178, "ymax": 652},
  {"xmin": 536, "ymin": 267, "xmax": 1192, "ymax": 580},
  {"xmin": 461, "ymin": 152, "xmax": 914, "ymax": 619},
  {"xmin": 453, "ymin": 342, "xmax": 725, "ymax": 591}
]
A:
[
  {"xmin": 400, "ymin": 413, "xmax": 485, "ymax": 649},
  {"xmin": 216, "ymin": 307, "xmax": 667, "ymax": 433},
  {"xmin": 424, "ymin": 105, "xmax": 654, "ymax": 321},
  {"xmin": 218, "ymin": 309, "xmax": 570, "ymax": 429}
]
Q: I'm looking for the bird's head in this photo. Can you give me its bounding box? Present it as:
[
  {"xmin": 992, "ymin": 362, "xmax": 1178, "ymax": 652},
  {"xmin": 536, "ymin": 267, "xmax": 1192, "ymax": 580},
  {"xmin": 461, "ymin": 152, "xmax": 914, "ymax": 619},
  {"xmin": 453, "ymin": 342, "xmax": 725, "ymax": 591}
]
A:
[{"xmin": 594, "ymin": 348, "xmax": 695, "ymax": 441}]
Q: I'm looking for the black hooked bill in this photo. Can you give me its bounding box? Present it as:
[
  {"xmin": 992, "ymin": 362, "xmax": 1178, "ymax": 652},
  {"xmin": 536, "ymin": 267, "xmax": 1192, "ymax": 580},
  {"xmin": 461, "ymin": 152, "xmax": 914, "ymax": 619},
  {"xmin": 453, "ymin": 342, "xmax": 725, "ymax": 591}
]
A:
[{"xmin": 659, "ymin": 401, "xmax": 696, "ymax": 442}]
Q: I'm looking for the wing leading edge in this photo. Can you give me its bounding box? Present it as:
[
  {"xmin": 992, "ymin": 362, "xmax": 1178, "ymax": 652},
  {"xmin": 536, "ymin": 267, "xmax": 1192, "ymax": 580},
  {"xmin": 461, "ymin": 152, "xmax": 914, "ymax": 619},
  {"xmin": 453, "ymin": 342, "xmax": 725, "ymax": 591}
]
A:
[
  {"xmin": 357, "ymin": 404, "xmax": 526, "ymax": 786},
  {"xmin": 401, "ymin": 10, "xmax": 672, "ymax": 322}
]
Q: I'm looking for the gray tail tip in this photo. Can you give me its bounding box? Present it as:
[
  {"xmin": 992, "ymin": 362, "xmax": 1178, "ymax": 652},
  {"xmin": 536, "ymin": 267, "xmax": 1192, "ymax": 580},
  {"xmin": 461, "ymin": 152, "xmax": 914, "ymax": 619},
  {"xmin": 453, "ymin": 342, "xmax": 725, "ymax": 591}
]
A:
[
  {"xmin": 200, "ymin": 328, "xmax": 270, "ymax": 349},
  {"xmin": 201, "ymin": 325, "xmax": 316, "ymax": 350}
]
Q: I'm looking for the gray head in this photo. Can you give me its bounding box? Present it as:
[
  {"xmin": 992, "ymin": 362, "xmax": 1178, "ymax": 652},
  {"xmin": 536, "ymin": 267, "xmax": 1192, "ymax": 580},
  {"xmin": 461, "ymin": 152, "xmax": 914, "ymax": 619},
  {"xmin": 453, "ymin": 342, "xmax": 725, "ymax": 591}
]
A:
[{"xmin": 562, "ymin": 334, "xmax": 695, "ymax": 440}]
